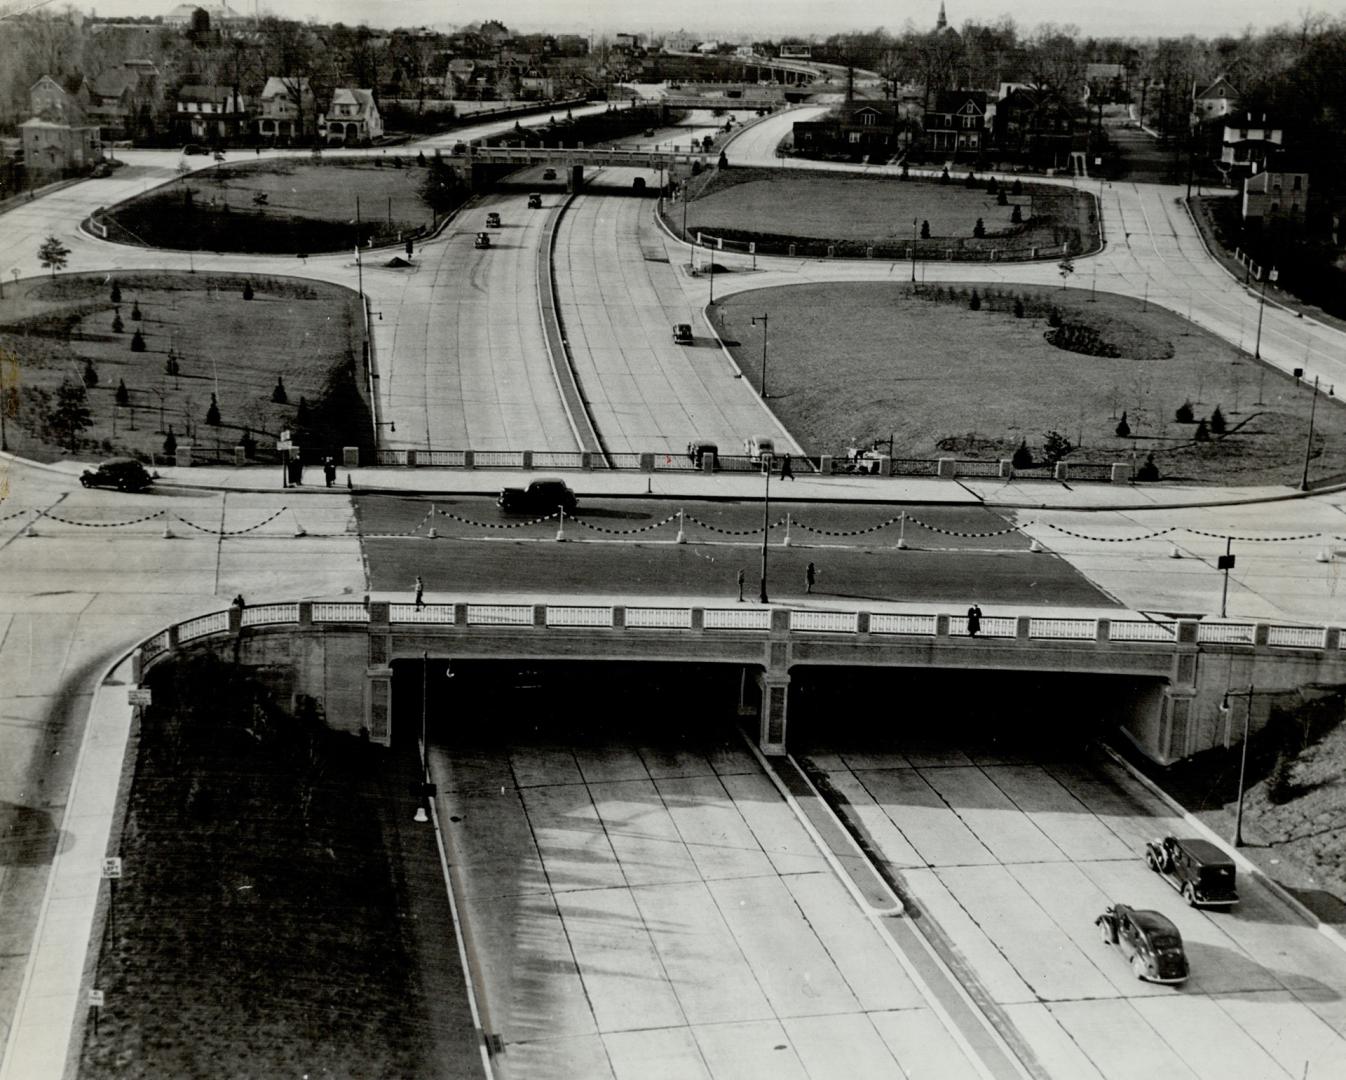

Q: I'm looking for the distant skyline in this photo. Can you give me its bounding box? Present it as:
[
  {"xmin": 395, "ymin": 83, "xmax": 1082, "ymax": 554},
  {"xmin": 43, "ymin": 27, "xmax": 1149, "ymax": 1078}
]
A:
[{"xmin": 71, "ymin": 0, "xmax": 1346, "ymax": 39}]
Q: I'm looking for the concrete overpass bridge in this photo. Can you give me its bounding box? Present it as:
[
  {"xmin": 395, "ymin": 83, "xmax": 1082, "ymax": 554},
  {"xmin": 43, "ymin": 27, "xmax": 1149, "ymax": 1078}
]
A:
[{"xmin": 135, "ymin": 600, "xmax": 1346, "ymax": 765}]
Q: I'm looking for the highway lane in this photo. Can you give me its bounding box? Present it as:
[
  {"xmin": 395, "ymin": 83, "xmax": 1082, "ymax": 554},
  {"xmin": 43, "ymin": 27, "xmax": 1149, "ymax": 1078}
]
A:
[
  {"xmin": 355, "ymin": 494, "xmax": 1118, "ymax": 608},
  {"xmin": 425, "ymin": 693, "xmax": 993, "ymax": 1080},
  {"xmin": 793, "ymin": 710, "xmax": 1346, "ymax": 1080},
  {"xmin": 553, "ymin": 174, "xmax": 799, "ymax": 457}
]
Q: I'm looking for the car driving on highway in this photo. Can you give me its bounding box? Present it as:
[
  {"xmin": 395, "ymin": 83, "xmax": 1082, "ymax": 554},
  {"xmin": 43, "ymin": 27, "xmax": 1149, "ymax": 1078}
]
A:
[
  {"xmin": 1096, "ymin": 903, "xmax": 1189, "ymax": 984},
  {"xmin": 485, "ymin": 211, "xmax": 501, "ymax": 228},
  {"xmin": 80, "ymin": 458, "xmax": 153, "ymax": 492},
  {"xmin": 497, "ymin": 478, "xmax": 577, "ymax": 515},
  {"xmin": 1145, "ymin": 835, "xmax": 1238, "ymax": 907},
  {"xmin": 474, "ymin": 231, "xmax": 491, "ymax": 249},
  {"xmin": 528, "ymin": 192, "xmax": 543, "ymax": 208}
]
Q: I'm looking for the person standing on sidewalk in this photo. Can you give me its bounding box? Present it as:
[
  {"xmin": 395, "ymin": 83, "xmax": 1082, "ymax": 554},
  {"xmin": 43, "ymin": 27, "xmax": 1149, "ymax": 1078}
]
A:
[
  {"xmin": 967, "ymin": 603, "xmax": 982, "ymax": 636},
  {"xmin": 413, "ymin": 575, "xmax": 424, "ymax": 610},
  {"xmin": 780, "ymin": 453, "xmax": 794, "ymax": 481},
  {"xmin": 737, "ymin": 568, "xmax": 746, "ymax": 602},
  {"xmin": 805, "ymin": 561, "xmax": 816, "ymax": 594}
]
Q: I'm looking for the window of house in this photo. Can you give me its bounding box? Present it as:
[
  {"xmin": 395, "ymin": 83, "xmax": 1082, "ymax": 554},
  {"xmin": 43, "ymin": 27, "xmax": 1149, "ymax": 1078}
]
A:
[
  {"xmin": 1293, "ymin": 175, "xmax": 1302, "ymax": 191},
  {"xmin": 861, "ymin": 112, "xmax": 874, "ymax": 126},
  {"xmin": 849, "ymin": 131, "xmax": 860, "ymax": 143}
]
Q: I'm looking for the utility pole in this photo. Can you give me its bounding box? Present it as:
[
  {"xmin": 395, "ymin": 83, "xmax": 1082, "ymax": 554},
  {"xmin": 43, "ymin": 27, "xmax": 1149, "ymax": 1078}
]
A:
[
  {"xmin": 1253, "ymin": 266, "xmax": 1277, "ymax": 359},
  {"xmin": 751, "ymin": 314, "xmax": 768, "ymax": 398},
  {"xmin": 758, "ymin": 459, "xmax": 772, "ymax": 604},
  {"xmin": 1300, "ymin": 375, "xmax": 1320, "ymax": 491},
  {"xmin": 910, "ymin": 218, "xmax": 917, "ymax": 283},
  {"xmin": 355, "ymin": 194, "xmax": 364, "ymax": 300}
]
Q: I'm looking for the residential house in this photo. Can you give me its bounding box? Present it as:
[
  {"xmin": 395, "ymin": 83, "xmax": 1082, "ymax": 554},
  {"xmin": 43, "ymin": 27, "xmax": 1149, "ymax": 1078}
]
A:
[
  {"xmin": 1193, "ymin": 75, "xmax": 1239, "ymax": 126},
  {"xmin": 174, "ymin": 85, "xmax": 248, "ymax": 142},
  {"xmin": 793, "ymin": 102, "xmax": 900, "ymax": 159},
  {"xmin": 613, "ymin": 33, "xmax": 642, "ymax": 50},
  {"xmin": 164, "ymin": 2, "xmax": 249, "ymax": 28},
  {"xmin": 924, "ymin": 90, "xmax": 987, "ymax": 158},
  {"xmin": 1243, "ymin": 158, "xmax": 1309, "ymax": 227},
  {"xmin": 1220, "ymin": 113, "xmax": 1283, "ymax": 177},
  {"xmin": 83, "ymin": 61, "xmax": 162, "ymax": 141},
  {"xmin": 320, "ymin": 88, "xmax": 382, "ymax": 145},
  {"xmin": 994, "ymin": 86, "xmax": 1081, "ymax": 169},
  {"xmin": 1085, "ymin": 63, "xmax": 1128, "ymax": 103},
  {"xmin": 22, "ymin": 75, "xmax": 101, "ymax": 178},
  {"xmin": 256, "ymin": 76, "xmax": 317, "ymax": 143}
]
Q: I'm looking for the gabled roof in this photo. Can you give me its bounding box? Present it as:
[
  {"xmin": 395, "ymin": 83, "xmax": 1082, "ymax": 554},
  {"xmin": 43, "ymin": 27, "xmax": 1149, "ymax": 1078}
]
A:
[
  {"xmin": 931, "ymin": 90, "xmax": 986, "ymax": 113},
  {"xmin": 261, "ymin": 76, "xmax": 312, "ymax": 99},
  {"xmin": 1196, "ymin": 75, "xmax": 1238, "ymax": 101},
  {"xmin": 90, "ymin": 68, "xmax": 140, "ymax": 98}
]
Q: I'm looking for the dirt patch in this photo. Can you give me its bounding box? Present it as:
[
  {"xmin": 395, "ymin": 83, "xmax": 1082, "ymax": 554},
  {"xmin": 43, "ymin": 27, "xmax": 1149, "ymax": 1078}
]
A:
[
  {"xmin": 0, "ymin": 272, "xmax": 367, "ymax": 465},
  {"xmin": 680, "ymin": 167, "xmax": 1096, "ymax": 259},
  {"xmin": 714, "ymin": 281, "xmax": 1346, "ymax": 485}
]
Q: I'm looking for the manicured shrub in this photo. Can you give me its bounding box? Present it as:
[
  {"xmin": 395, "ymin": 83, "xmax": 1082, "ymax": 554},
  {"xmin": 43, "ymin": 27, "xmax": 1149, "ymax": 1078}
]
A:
[
  {"xmin": 131, "ymin": 329, "xmax": 146, "ymax": 351},
  {"xmin": 997, "ymin": 189, "xmax": 1008, "ymax": 206},
  {"xmin": 1013, "ymin": 298, "xmax": 1025, "ymax": 318},
  {"xmin": 1115, "ymin": 411, "xmax": 1131, "ymax": 437},
  {"xmin": 115, "ymin": 378, "xmax": 129, "ymax": 405},
  {"xmin": 1011, "ymin": 204, "xmax": 1022, "ymax": 224},
  {"xmin": 985, "ymin": 176, "xmax": 998, "ymax": 193},
  {"xmin": 1136, "ymin": 453, "xmax": 1160, "ymax": 481},
  {"xmin": 1194, "ymin": 418, "xmax": 1210, "ymax": 441},
  {"xmin": 920, "ymin": 219, "xmax": 930, "ymax": 239},
  {"xmin": 112, "ymin": 309, "xmax": 124, "ymax": 333},
  {"xmin": 973, "ymin": 218, "xmax": 985, "ymax": 239},
  {"xmin": 82, "ymin": 358, "xmax": 98, "ymax": 387},
  {"xmin": 969, "ymin": 289, "xmax": 981, "ymax": 310},
  {"xmin": 110, "ymin": 281, "xmax": 121, "ymax": 303},
  {"xmin": 242, "ymin": 280, "xmax": 254, "ymax": 300},
  {"xmin": 205, "ymin": 392, "xmax": 220, "ymax": 426},
  {"xmin": 1175, "ymin": 400, "xmax": 1194, "ymax": 423},
  {"xmin": 272, "ymin": 375, "xmax": 288, "ymax": 404},
  {"xmin": 964, "ymin": 170, "xmax": 977, "ymax": 188},
  {"xmin": 163, "ymin": 427, "xmax": 177, "ymax": 458},
  {"xmin": 130, "ymin": 300, "xmax": 141, "ymax": 320},
  {"xmin": 1210, "ymin": 405, "xmax": 1226, "ymax": 434},
  {"xmin": 1011, "ymin": 178, "xmax": 1023, "ymax": 195},
  {"xmin": 1012, "ymin": 439, "xmax": 1033, "ymax": 469},
  {"xmin": 939, "ymin": 167, "xmax": 950, "ymax": 185}
]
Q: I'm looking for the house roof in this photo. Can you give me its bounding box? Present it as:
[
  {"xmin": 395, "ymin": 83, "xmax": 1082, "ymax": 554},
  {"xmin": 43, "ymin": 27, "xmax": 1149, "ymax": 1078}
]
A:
[
  {"xmin": 90, "ymin": 68, "xmax": 141, "ymax": 98},
  {"xmin": 261, "ymin": 76, "xmax": 312, "ymax": 98},
  {"xmin": 177, "ymin": 84, "xmax": 244, "ymax": 104},
  {"xmin": 330, "ymin": 88, "xmax": 378, "ymax": 116},
  {"xmin": 931, "ymin": 90, "xmax": 986, "ymax": 113},
  {"xmin": 1196, "ymin": 75, "xmax": 1238, "ymax": 101}
]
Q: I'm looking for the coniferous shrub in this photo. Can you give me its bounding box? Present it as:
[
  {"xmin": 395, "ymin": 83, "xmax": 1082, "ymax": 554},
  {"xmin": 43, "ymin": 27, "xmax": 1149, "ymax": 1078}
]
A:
[
  {"xmin": 131, "ymin": 329, "xmax": 146, "ymax": 352},
  {"xmin": 115, "ymin": 378, "xmax": 129, "ymax": 406},
  {"xmin": 1210, "ymin": 405, "xmax": 1226, "ymax": 434},
  {"xmin": 1012, "ymin": 439, "xmax": 1033, "ymax": 469},
  {"xmin": 920, "ymin": 219, "xmax": 931, "ymax": 239},
  {"xmin": 1176, "ymin": 400, "xmax": 1195, "ymax": 423},
  {"xmin": 1115, "ymin": 411, "xmax": 1131, "ymax": 437},
  {"xmin": 205, "ymin": 393, "xmax": 221, "ymax": 426},
  {"xmin": 969, "ymin": 289, "xmax": 981, "ymax": 310},
  {"xmin": 1011, "ymin": 204, "xmax": 1023, "ymax": 224},
  {"xmin": 973, "ymin": 218, "xmax": 985, "ymax": 238}
]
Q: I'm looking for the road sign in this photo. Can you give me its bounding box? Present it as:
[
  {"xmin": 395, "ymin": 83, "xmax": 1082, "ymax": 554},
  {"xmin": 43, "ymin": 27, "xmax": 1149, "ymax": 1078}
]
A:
[
  {"xmin": 101, "ymin": 857, "xmax": 122, "ymax": 880},
  {"xmin": 127, "ymin": 687, "xmax": 151, "ymax": 707},
  {"xmin": 88, "ymin": 990, "xmax": 104, "ymax": 1008},
  {"xmin": 277, "ymin": 440, "xmax": 293, "ymax": 452},
  {"xmin": 1217, "ymin": 554, "xmax": 1236, "ymax": 570}
]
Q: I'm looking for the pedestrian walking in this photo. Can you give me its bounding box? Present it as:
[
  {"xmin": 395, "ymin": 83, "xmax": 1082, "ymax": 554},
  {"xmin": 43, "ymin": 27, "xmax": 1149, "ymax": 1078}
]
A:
[
  {"xmin": 967, "ymin": 603, "xmax": 982, "ymax": 636},
  {"xmin": 805, "ymin": 561, "xmax": 816, "ymax": 594},
  {"xmin": 323, "ymin": 457, "xmax": 336, "ymax": 488},
  {"xmin": 780, "ymin": 453, "xmax": 794, "ymax": 481},
  {"xmin": 737, "ymin": 568, "xmax": 746, "ymax": 602},
  {"xmin": 231, "ymin": 593, "xmax": 246, "ymax": 613},
  {"xmin": 413, "ymin": 575, "xmax": 424, "ymax": 610}
]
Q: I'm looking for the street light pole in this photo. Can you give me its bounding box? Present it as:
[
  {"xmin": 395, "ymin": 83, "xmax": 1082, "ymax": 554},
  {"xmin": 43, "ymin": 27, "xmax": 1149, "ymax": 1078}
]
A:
[
  {"xmin": 910, "ymin": 217, "xmax": 917, "ymax": 283},
  {"xmin": 1253, "ymin": 266, "xmax": 1276, "ymax": 359},
  {"xmin": 1231, "ymin": 684, "xmax": 1254, "ymax": 847},
  {"xmin": 1300, "ymin": 375, "xmax": 1320, "ymax": 491},
  {"xmin": 751, "ymin": 314, "xmax": 768, "ymax": 398},
  {"xmin": 355, "ymin": 194, "xmax": 364, "ymax": 301},
  {"xmin": 758, "ymin": 458, "xmax": 772, "ymax": 604}
]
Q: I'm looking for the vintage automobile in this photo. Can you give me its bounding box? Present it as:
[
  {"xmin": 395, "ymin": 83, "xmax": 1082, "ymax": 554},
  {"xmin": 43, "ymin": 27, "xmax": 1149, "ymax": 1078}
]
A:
[
  {"xmin": 542, "ymin": 168, "xmax": 558, "ymax": 180},
  {"xmin": 474, "ymin": 231, "xmax": 491, "ymax": 249},
  {"xmin": 686, "ymin": 440, "xmax": 718, "ymax": 469},
  {"xmin": 744, "ymin": 435, "xmax": 775, "ymax": 461},
  {"xmin": 485, "ymin": 211, "xmax": 501, "ymax": 228},
  {"xmin": 181, "ymin": 143, "xmax": 207, "ymax": 156},
  {"xmin": 1096, "ymin": 903, "xmax": 1189, "ymax": 984},
  {"xmin": 1145, "ymin": 836, "xmax": 1238, "ymax": 907},
  {"xmin": 80, "ymin": 458, "xmax": 153, "ymax": 492},
  {"xmin": 497, "ymin": 478, "xmax": 577, "ymax": 515},
  {"xmin": 527, "ymin": 192, "xmax": 543, "ymax": 208},
  {"xmin": 672, "ymin": 323, "xmax": 693, "ymax": 344}
]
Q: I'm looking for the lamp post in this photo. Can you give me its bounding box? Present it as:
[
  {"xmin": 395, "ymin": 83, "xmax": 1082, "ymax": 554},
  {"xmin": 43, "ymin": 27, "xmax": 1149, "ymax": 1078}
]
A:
[
  {"xmin": 354, "ymin": 194, "xmax": 364, "ymax": 301},
  {"xmin": 758, "ymin": 455, "xmax": 772, "ymax": 604},
  {"xmin": 1300, "ymin": 375, "xmax": 1320, "ymax": 491},
  {"xmin": 414, "ymin": 650, "xmax": 430, "ymax": 823},
  {"xmin": 910, "ymin": 217, "xmax": 917, "ymax": 283},
  {"xmin": 1221, "ymin": 685, "xmax": 1257, "ymax": 847},
  {"xmin": 1253, "ymin": 266, "xmax": 1277, "ymax": 359},
  {"xmin": 751, "ymin": 313, "xmax": 768, "ymax": 398}
]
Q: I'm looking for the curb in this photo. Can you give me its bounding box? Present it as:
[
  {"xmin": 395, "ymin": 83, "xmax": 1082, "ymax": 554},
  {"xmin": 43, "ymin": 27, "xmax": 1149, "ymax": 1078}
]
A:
[{"xmin": 1098, "ymin": 740, "xmax": 1346, "ymax": 959}]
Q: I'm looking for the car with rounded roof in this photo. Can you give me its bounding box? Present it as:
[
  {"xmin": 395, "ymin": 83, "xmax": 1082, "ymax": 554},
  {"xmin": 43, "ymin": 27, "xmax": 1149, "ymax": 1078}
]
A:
[
  {"xmin": 1096, "ymin": 903, "xmax": 1189, "ymax": 984},
  {"xmin": 80, "ymin": 458, "xmax": 153, "ymax": 492}
]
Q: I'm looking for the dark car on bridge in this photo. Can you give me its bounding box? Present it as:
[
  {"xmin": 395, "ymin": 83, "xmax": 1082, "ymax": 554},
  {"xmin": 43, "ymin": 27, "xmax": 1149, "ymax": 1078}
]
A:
[
  {"xmin": 1145, "ymin": 836, "xmax": 1238, "ymax": 907},
  {"xmin": 474, "ymin": 231, "xmax": 491, "ymax": 249},
  {"xmin": 80, "ymin": 458, "xmax": 153, "ymax": 492},
  {"xmin": 1096, "ymin": 903, "xmax": 1189, "ymax": 984},
  {"xmin": 528, "ymin": 192, "xmax": 543, "ymax": 208},
  {"xmin": 486, "ymin": 211, "xmax": 501, "ymax": 228},
  {"xmin": 497, "ymin": 478, "xmax": 577, "ymax": 516},
  {"xmin": 542, "ymin": 168, "xmax": 557, "ymax": 180}
]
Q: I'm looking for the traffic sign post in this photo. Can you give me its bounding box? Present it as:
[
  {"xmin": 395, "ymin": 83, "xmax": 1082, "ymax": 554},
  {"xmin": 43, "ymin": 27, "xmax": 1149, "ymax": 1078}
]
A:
[
  {"xmin": 1218, "ymin": 539, "xmax": 1236, "ymax": 617},
  {"xmin": 127, "ymin": 687, "xmax": 151, "ymax": 708},
  {"xmin": 89, "ymin": 988, "xmax": 104, "ymax": 1038}
]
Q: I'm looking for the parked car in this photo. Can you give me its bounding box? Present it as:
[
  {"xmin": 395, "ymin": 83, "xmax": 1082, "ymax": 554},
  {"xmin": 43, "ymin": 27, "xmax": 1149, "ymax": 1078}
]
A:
[
  {"xmin": 486, "ymin": 211, "xmax": 501, "ymax": 228},
  {"xmin": 182, "ymin": 144, "xmax": 207, "ymax": 156},
  {"xmin": 687, "ymin": 440, "xmax": 718, "ymax": 469},
  {"xmin": 498, "ymin": 478, "xmax": 577, "ymax": 515},
  {"xmin": 1096, "ymin": 903, "xmax": 1189, "ymax": 984},
  {"xmin": 542, "ymin": 167, "xmax": 557, "ymax": 180},
  {"xmin": 1145, "ymin": 836, "xmax": 1238, "ymax": 907},
  {"xmin": 89, "ymin": 161, "xmax": 113, "ymax": 178},
  {"xmin": 745, "ymin": 435, "xmax": 775, "ymax": 460},
  {"xmin": 528, "ymin": 192, "xmax": 543, "ymax": 208},
  {"xmin": 80, "ymin": 458, "xmax": 153, "ymax": 492},
  {"xmin": 474, "ymin": 231, "xmax": 491, "ymax": 249},
  {"xmin": 643, "ymin": 128, "xmax": 656, "ymax": 137},
  {"xmin": 672, "ymin": 323, "xmax": 693, "ymax": 344}
]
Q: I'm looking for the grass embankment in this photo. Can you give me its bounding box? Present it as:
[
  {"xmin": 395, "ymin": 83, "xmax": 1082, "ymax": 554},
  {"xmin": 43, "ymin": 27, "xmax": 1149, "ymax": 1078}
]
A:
[
  {"xmin": 0, "ymin": 272, "xmax": 366, "ymax": 464},
  {"xmin": 682, "ymin": 167, "xmax": 1095, "ymax": 259},
  {"xmin": 104, "ymin": 159, "xmax": 447, "ymax": 254},
  {"xmin": 79, "ymin": 654, "xmax": 471, "ymax": 1078},
  {"xmin": 715, "ymin": 281, "xmax": 1346, "ymax": 486}
]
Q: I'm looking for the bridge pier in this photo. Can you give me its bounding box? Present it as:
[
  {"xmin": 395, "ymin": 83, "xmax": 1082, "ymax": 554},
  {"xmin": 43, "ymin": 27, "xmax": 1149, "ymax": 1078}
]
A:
[
  {"xmin": 756, "ymin": 670, "xmax": 790, "ymax": 756},
  {"xmin": 566, "ymin": 164, "xmax": 584, "ymax": 193}
]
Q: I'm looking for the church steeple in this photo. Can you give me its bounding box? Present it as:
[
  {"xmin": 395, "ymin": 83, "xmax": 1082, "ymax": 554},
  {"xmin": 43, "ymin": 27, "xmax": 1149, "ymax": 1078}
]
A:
[{"xmin": 936, "ymin": 1, "xmax": 948, "ymax": 30}]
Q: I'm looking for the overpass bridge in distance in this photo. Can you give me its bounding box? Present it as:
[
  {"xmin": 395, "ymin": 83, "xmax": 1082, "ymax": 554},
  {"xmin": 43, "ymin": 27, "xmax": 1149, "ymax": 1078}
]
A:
[{"xmin": 134, "ymin": 600, "xmax": 1346, "ymax": 765}]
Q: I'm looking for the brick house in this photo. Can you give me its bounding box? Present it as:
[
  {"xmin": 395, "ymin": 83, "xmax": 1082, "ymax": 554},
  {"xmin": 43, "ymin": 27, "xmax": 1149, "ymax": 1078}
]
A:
[
  {"xmin": 1243, "ymin": 159, "xmax": 1309, "ymax": 227},
  {"xmin": 994, "ymin": 86, "xmax": 1081, "ymax": 169},
  {"xmin": 85, "ymin": 61, "xmax": 162, "ymax": 141},
  {"xmin": 793, "ymin": 103, "xmax": 901, "ymax": 160},
  {"xmin": 923, "ymin": 91, "xmax": 987, "ymax": 157}
]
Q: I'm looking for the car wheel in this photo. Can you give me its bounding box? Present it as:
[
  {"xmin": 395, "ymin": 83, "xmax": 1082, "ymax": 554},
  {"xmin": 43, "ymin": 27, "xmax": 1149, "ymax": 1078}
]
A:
[
  {"xmin": 1131, "ymin": 953, "xmax": 1147, "ymax": 979},
  {"xmin": 1145, "ymin": 850, "xmax": 1160, "ymax": 872},
  {"xmin": 80, "ymin": 476, "xmax": 91, "ymax": 488},
  {"xmin": 1183, "ymin": 882, "xmax": 1197, "ymax": 907},
  {"xmin": 1099, "ymin": 920, "xmax": 1114, "ymax": 944}
]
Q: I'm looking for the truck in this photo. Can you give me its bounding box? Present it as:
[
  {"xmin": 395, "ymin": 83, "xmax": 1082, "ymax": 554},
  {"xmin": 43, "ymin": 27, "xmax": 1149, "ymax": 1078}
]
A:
[
  {"xmin": 497, "ymin": 478, "xmax": 578, "ymax": 516},
  {"xmin": 1144, "ymin": 835, "xmax": 1238, "ymax": 907}
]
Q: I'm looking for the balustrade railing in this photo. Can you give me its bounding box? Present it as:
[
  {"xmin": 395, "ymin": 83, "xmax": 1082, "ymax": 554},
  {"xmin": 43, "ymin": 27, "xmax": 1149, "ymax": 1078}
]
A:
[
  {"xmin": 466, "ymin": 604, "xmax": 533, "ymax": 625},
  {"xmin": 390, "ymin": 604, "xmax": 455, "ymax": 623},
  {"xmin": 312, "ymin": 603, "xmax": 370, "ymax": 623},
  {"xmin": 179, "ymin": 611, "xmax": 230, "ymax": 641},
  {"xmin": 703, "ymin": 608, "xmax": 772, "ymax": 630},
  {"xmin": 1196, "ymin": 622, "xmax": 1256, "ymax": 645},
  {"xmin": 1029, "ymin": 618, "xmax": 1097, "ymax": 640},
  {"xmin": 546, "ymin": 606, "xmax": 614, "ymax": 627},
  {"xmin": 241, "ymin": 603, "xmax": 300, "ymax": 627},
  {"xmin": 625, "ymin": 607, "xmax": 693, "ymax": 629},
  {"xmin": 1267, "ymin": 625, "xmax": 1326, "ymax": 649},
  {"xmin": 1109, "ymin": 620, "xmax": 1177, "ymax": 641},
  {"xmin": 790, "ymin": 610, "xmax": 859, "ymax": 633},
  {"xmin": 870, "ymin": 613, "xmax": 938, "ymax": 636}
]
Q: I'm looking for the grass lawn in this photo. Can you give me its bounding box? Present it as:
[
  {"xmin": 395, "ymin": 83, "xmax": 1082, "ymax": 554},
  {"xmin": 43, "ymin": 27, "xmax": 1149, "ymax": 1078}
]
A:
[
  {"xmin": 714, "ymin": 281, "xmax": 1346, "ymax": 486},
  {"xmin": 0, "ymin": 272, "xmax": 364, "ymax": 464},
  {"xmin": 104, "ymin": 159, "xmax": 446, "ymax": 254},
  {"xmin": 682, "ymin": 167, "xmax": 1095, "ymax": 259},
  {"xmin": 79, "ymin": 654, "xmax": 472, "ymax": 1079}
]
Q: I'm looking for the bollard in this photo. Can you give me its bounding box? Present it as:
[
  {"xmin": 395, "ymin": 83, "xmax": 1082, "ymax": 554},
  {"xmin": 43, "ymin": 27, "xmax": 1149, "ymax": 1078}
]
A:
[
  {"xmin": 162, "ymin": 519, "xmax": 175, "ymax": 539},
  {"xmin": 555, "ymin": 506, "xmax": 566, "ymax": 541},
  {"xmin": 428, "ymin": 503, "xmax": 438, "ymax": 540},
  {"xmin": 782, "ymin": 512, "xmax": 791, "ymax": 547},
  {"xmin": 676, "ymin": 509, "xmax": 686, "ymax": 544},
  {"xmin": 292, "ymin": 510, "xmax": 306, "ymax": 538}
]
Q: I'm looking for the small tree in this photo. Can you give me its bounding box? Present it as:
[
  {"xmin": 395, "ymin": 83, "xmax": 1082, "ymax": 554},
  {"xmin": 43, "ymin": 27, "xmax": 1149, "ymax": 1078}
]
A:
[
  {"xmin": 163, "ymin": 427, "xmax": 177, "ymax": 458},
  {"xmin": 130, "ymin": 300, "xmax": 142, "ymax": 320},
  {"xmin": 964, "ymin": 170, "xmax": 977, "ymax": 188},
  {"xmin": 1011, "ymin": 178, "xmax": 1023, "ymax": 195},
  {"xmin": 717, "ymin": 149, "xmax": 728, "ymax": 169},
  {"xmin": 49, "ymin": 379, "xmax": 91, "ymax": 450},
  {"xmin": 969, "ymin": 289, "xmax": 981, "ymax": 310},
  {"xmin": 1013, "ymin": 298, "xmax": 1025, "ymax": 318},
  {"xmin": 1266, "ymin": 753, "xmax": 1297, "ymax": 805},
  {"xmin": 1042, "ymin": 429, "xmax": 1074, "ymax": 463},
  {"xmin": 997, "ymin": 189, "xmax": 1008, "ymax": 206},
  {"xmin": 900, "ymin": 162, "xmax": 909, "ymax": 179},
  {"xmin": 38, "ymin": 235, "xmax": 70, "ymax": 278},
  {"xmin": 271, "ymin": 375, "xmax": 288, "ymax": 404},
  {"xmin": 1194, "ymin": 418, "xmax": 1210, "ymax": 441},
  {"xmin": 920, "ymin": 219, "xmax": 930, "ymax": 239},
  {"xmin": 205, "ymin": 392, "xmax": 221, "ymax": 426},
  {"xmin": 1047, "ymin": 307, "xmax": 1062, "ymax": 328},
  {"xmin": 82, "ymin": 358, "xmax": 99, "ymax": 387},
  {"xmin": 240, "ymin": 427, "xmax": 256, "ymax": 458},
  {"xmin": 115, "ymin": 378, "xmax": 130, "ymax": 406},
  {"xmin": 110, "ymin": 281, "xmax": 121, "ymax": 303},
  {"xmin": 1010, "ymin": 203, "xmax": 1022, "ymax": 224},
  {"xmin": 131, "ymin": 329, "xmax": 146, "ymax": 352},
  {"xmin": 1012, "ymin": 439, "xmax": 1033, "ymax": 469},
  {"xmin": 1136, "ymin": 453, "xmax": 1160, "ymax": 481},
  {"xmin": 1115, "ymin": 411, "xmax": 1131, "ymax": 437},
  {"xmin": 165, "ymin": 352, "xmax": 179, "ymax": 377},
  {"xmin": 111, "ymin": 309, "xmax": 124, "ymax": 333},
  {"xmin": 1175, "ymin": 400, "xmax": 1194, "ymax": 423},
  {"xmin": 417, "ymin": 150, "xmax": 426, "ymax": 166},
  {"xmin": 242, "ymin": 280, "xmax": 254, "ymax": 300},
  {"xmin": 973, "ymin": 218, "xmax": 985, "ymax": 239},
  {"xmin": 985, "ymin": 176, "xmax": 998, "ymax": 193},
  {"xmin": 1210, "ymin": 405, "xmax": 1226, "ymax": 434},
  {"xmin": 939, "ymin": 167, "xmax": 950, "ymax": 185}
]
